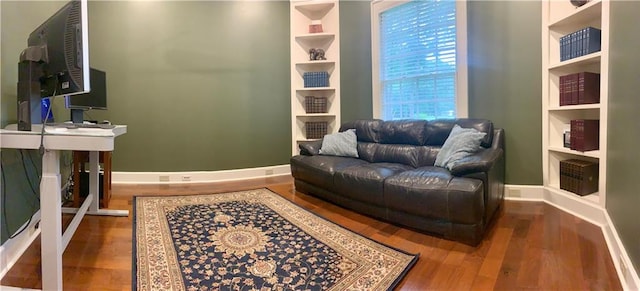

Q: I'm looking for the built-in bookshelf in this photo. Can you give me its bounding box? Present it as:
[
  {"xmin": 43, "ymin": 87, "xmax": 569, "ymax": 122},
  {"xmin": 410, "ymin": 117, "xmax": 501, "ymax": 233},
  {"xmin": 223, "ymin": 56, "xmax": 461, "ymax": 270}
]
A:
[
  {"xmin": 542, "ymin": 0, "xmax": 609, "ymax": 208},
  {"xmin": 290, "ymin": 0, "xmax": 340, "ymax": 156}
]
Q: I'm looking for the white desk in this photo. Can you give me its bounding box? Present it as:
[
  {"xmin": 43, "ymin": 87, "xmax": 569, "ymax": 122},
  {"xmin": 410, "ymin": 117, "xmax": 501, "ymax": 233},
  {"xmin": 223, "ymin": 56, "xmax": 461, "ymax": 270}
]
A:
[{"xmin": 0, "ymin": 124, "xmax": 127, "ymax": 291}]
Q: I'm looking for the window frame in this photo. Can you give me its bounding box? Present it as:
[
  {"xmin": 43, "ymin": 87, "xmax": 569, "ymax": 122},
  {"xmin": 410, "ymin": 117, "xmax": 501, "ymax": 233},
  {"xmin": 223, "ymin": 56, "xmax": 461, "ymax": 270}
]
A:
[{"xmin": 370, "ymin": 0, "xmax": 468, "ymax": 120}]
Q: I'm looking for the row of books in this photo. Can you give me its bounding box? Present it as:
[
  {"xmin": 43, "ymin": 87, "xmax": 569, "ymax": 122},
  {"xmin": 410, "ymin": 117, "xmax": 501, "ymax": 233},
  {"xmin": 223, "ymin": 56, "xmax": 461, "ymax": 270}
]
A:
[
  {"xmin": 303, "ymin": 71, "xmax": 330, "ymax": 88},
  {"xmin": 560, "ymin": 27, "xmax": 601, "ymax": 61},
  {"xmin": 567, "ymin": 119, "xmax": 599, "ymax": 152},
  {"xmin": 559, "ymin": 72, "xmax": 600, "ymax": 106},
  {"xmin": 560, "ymin": 159, "xmax": 598, "ymax": 196}
]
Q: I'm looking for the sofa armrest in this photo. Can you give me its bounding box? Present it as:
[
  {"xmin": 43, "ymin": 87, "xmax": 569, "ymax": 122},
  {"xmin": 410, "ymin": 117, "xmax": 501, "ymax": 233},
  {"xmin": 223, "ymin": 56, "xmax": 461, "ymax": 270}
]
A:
[
  {"xmin": 298, "ymin": 140, "xmax": 323, "ymax": 156},
  {"xmin": 450, "ymin": 148, "xmax": 504, "ymax": 176}
]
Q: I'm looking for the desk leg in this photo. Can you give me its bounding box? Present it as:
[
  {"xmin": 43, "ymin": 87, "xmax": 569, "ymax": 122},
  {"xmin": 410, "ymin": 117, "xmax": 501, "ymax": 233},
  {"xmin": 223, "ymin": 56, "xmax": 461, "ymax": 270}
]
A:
[
  {"xmin": 89, "ymin": 151, "xmax": 100, "ymax": 213},
  {"xmin": 40, "ymin": 150, "xmax": 63, "ymax": 291}
]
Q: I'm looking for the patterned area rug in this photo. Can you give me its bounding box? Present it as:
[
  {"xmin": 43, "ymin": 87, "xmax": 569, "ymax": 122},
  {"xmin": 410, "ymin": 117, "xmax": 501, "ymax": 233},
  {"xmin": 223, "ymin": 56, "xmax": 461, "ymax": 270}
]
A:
[{"xmin": 133, "ymin": 188, "xmax": 418, "ymax": 290}]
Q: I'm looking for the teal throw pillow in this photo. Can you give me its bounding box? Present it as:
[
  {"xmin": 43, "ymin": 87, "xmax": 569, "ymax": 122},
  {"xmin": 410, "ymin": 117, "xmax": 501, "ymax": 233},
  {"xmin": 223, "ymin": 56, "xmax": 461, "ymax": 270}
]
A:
[
  {"xmin": 319, "ymin": 129, "xmax": 359, "ymax": 158},
  {"xmin": 435, "ymin": 125, "xmax": 487, "ymax": 170}
]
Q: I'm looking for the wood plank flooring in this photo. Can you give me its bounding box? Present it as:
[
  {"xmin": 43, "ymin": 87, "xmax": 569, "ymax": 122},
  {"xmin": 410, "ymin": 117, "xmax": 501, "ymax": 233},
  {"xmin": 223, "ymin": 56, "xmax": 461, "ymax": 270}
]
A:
[{"xmin": 1, "ymin": 176, "xmax": 622, "ymax": 290}]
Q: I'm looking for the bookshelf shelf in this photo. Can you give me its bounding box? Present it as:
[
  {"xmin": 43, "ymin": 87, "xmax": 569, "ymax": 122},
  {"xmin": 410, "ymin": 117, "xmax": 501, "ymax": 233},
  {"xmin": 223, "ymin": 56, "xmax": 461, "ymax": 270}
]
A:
[
  {"xmin": 542, "ymin": 0, "xmax": 609, "ymax": 208},
  {"xmin": 548, "ymin": 0, "xmax": 601, "ymax": 29},
  {"xmin": 549, "ymin": 104, "xmax": 600, "ymax": 111},
  {"xmin": 295, "ymin": 33, "xmax": 336, "ymax": 41},
  {"xmin": 548, "ymin": 52, "xmax": 601, "ymax": 71},
  {"xmin": 295, "ymin": 87, "xmax": 335, "ymax": 92},
  {"xmin": 291, "ymin": 0, "xmax": 340, "ymax": 155},
  {"xmin": 295, "ymin": 60, "xmax": 336, "ymax": 66},
  {"xmin": 296, "ymin": 113, "xmax": 336, "ymax": 118},
  {"xmin": 548, "ymin": 146, "xmax": 600, "ymax": 159}
]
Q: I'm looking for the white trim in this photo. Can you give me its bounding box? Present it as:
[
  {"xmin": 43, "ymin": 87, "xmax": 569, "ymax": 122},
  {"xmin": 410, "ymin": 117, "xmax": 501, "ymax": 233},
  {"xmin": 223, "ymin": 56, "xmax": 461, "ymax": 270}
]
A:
[
  {"xmin": 507, "ymin": 184, "xmax": 640, "ymax": 289},
  {"xmin": 603, "ymin": 212, "xmax": 640, "ymax": 291},
  {"xmin": 504, "ymin": 184, "xmax": 544, "ymax": 201},
  {"xmin": 455, "ymin": 0, "xmax": 468, "ymax": 118},
  {"xmin": 112, "ymin": 164, "xmax": 291, "ymax": 184},
  {"xmin": 0, "ymin": 286, "xmax": 39, "ymax": 291},
  {"xmin": 543, "ymin": 186, "xmax": 606, "ymax": 226},
  {"xmin": 0, "ymin": 210, "xmax": 41, "ymax": 280}
]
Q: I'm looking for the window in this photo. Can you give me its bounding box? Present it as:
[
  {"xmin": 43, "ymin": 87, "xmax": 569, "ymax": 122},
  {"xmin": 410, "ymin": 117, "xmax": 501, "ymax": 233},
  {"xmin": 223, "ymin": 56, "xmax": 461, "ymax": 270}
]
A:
[{"xmin": 371, "ymin": 0, "xmax": 467, "ymax": 120}]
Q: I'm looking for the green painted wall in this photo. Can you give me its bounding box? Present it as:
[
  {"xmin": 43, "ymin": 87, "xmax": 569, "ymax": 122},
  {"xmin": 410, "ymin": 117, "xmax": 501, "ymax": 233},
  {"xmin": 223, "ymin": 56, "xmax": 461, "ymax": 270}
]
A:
[
  {"xmin": 607, "ymin": 0, "xmax": 640, "ymax": 275},
  {"xmin": 340, "ymin": 0, "xmax": 373, "ymax": 123},
  {"xmin": 467, "ymin": 1, "xmax": 542, "ymax": 185},
  {"xmin": 0, "ymin": 150, "xmax": 42, "ymax": 244},
  {"xmin": 2, "ymin": 1, "xmax": 291, "ymax": 172}
]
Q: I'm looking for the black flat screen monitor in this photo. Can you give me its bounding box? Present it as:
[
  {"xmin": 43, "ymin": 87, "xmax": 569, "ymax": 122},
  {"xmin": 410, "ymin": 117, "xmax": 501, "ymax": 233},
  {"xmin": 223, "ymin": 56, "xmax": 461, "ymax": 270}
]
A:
[
  {"xmin": 65, "ymin": 68, "xmax": 106, "ymax": 124},
  {"xmin": 17, "ymin": 0, "xmax": 90, "ymax": 130}
]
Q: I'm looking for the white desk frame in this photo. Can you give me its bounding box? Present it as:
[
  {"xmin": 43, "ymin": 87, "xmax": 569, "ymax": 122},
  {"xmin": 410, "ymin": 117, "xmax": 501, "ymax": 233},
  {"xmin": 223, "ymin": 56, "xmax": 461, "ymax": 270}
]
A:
[{"xmin": 0, "ymin": 124, "xmax": 127, "ymax": 291}]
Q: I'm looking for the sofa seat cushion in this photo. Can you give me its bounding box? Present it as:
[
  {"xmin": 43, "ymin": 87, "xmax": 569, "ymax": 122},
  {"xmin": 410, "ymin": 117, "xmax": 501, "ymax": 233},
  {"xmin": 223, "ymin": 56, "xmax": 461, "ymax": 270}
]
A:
[
  {"xmin": 290, "ymin": 155, "xmax": 368, "ymax": 191},
  {"xmin": 383, "ymin": 167, "xmax": 484, "ymax": 224},
  {"xmin": 334, "ymin": 163, "xmax": 414, "ymax": 207}
]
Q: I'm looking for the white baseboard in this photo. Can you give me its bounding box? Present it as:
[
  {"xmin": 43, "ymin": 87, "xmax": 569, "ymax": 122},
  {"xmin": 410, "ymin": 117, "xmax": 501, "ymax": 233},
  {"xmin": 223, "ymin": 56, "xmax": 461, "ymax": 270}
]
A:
[
  {"xmin": 0, "ymin": 210, "xmax": 41, "ymax": 280},
  {"xmin": 112, "ymin": 164, "xmax": 291, "ymax": 184},
  {"xmin": 603, "ymin": 212, "xmax": 640, "ymax": 291},
  {"xmin": 504, "ymin": 184, "xmax": 544, "ymax": 201},
  {"xmin": 506, "ymin": 184, "xmax": 640, "ymax": 290}
]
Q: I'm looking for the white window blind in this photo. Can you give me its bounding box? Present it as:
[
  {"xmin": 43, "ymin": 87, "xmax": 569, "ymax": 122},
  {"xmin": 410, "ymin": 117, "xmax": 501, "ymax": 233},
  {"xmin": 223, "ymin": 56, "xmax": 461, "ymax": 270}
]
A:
[{"xmin": 379, "ymin": 0, "xmax": 457, "ymax": 120}]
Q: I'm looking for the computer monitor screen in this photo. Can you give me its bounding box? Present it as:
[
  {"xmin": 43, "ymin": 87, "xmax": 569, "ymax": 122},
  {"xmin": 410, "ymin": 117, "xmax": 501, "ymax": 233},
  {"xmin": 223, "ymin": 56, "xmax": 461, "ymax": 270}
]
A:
[
  {"xmin": 65, "ymin": 68, "xmax": 106, "ymax": 123},
  {"xmin": 17, "ymin": 0, "xmax": 90, "ymax": 130}
]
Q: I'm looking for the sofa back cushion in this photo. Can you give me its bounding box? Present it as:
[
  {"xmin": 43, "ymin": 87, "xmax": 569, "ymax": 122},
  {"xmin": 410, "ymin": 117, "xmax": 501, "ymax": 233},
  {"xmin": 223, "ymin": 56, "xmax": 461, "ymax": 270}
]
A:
[
  {"xmin": 340, "ymin": 118, "xmax": 494, "ymax": 167},
  {"xmin": 339, "ymin": 119, "xmax": 383, "ymax": 143},
  {"xmin": 357, "ymin": 143, "xmax": 437, "ymax": 168},
  {"xmin": 379, "ymin": 120, "xmax": 428, "ymax": 145}
]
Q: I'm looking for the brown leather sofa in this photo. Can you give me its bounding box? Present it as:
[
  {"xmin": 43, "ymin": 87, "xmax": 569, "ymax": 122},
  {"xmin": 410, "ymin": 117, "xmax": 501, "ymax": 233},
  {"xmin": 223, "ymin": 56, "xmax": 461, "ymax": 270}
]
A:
[{"xmin": 290, "ymin": 119, "xmax": 505, "ymax": 245}]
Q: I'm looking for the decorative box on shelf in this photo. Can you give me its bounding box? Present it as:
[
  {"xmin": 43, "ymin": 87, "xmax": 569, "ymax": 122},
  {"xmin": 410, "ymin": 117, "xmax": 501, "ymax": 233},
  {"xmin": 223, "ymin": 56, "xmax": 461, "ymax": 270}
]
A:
[
  {"xmin": 305, "ymin": 121, "xmax": 327, "ymax": 139},
  {"xmin": 560, "ymin": 159, "xmax": 598, "ymax": 196},
  {"xmin": 303, "ymin": 71, "xmax": 329, "ymax": 88},
  {"xmin": 304, "ymin": 96, "xmax": 328, "ymax": 113},
  {"xmin": 563, "ymin": 124, "xmax": 571, "ymax": 148},
  {"xmin": 309, "ymin": 20, "xmax": 323, "ymax": 33}
]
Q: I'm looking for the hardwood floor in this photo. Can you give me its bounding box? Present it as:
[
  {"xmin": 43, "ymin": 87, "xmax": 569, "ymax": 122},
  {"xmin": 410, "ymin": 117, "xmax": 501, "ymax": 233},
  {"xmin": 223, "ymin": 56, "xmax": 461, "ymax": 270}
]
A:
[{"xmin": 1, "ymin": 176, "xmax": 622, "ymax": 290}]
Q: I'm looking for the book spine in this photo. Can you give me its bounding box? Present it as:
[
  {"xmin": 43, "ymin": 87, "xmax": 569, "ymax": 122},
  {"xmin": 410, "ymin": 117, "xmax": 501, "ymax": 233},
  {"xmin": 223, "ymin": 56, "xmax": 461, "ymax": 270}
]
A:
[
  {"xmin": 579, "ymin": 72, "xmax": 601, "ymax": 104},
  {"xmin": 570, "ymin": 119, "xmax": 583, "ymax": 151},
  {"xmin": 559, "ymin": 75, "xmax": 566, "ymax": 106},
  {"xmin": 578, "ymin": 72, "xmax": 585, "ymax": 104},
  {"xmin": 560, "ymin": 35, "xmax": 567, "ymax": 61},
  {"xmin": 582, "ymin": 27, "xmax": 588, "ymax": 56},
  {"xmin": 570, "ymin": 31, "xmax": 576, "ymax": 60},
  {"xmin": 577, "ymin": 28, "xmax": 583, "ymax": 58},
  {"xmin": 570, "ymin": 120, "xmax": 578, "ymax": 150},
  {"xmin": 571, "ymin": 73, "xmax": 579, "ymax": 105},
  {"xmin": 583, "ymin": 119, "xmax": 600, "ymax": 151},
  {"xmin": 585, "ymin": 27, "xmax": 602, "ymax": 55}
]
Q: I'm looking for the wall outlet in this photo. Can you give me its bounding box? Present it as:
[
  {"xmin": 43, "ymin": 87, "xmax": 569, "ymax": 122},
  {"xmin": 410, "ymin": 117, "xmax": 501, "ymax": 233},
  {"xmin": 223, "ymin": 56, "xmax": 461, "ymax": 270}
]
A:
[
  {"xmin": 509, "ymin": 189, "xmax": 522, "ymax": 198},
  {"xmin": 159, "ymin": 175, "xmax": 170, "ymax": 182},
  {"xmin": 265, "ymin": 169, "xmax": 274, "ymax": 176},
  {"xmin": 181, "ymin": 175, "xmax": 191, "ymax": 182}
]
